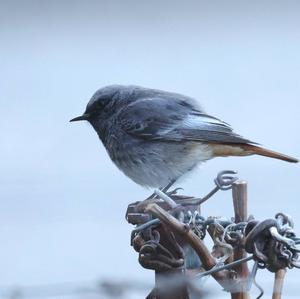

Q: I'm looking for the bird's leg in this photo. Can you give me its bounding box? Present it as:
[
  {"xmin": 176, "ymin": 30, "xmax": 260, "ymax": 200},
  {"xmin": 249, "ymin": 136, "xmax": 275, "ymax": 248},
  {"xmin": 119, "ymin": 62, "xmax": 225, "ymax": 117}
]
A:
[
  {"xmin": 160, "ymin": 179, "xmax": 177, "ymax": 193},
  {"xmin": 166, "ymin": 187, "xmax": 183, "ymax": 198},
  {"xmin": 146, "ymin": 180, "xmax": 177, "ymax": 200},
  {"xmin": 136, "ymin": 180, "xmax": 177, "ymax": 213},
  {"xmin": 163, "ymin": 180, "xmax": 184, "ymax": 198}
]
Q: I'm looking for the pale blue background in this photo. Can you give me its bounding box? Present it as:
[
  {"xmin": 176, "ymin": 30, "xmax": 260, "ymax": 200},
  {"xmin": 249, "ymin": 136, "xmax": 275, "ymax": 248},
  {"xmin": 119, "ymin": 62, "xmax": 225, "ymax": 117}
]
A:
[{"xmin": 1, "ymin": 0, "xmax": 299, "ymax": 298}]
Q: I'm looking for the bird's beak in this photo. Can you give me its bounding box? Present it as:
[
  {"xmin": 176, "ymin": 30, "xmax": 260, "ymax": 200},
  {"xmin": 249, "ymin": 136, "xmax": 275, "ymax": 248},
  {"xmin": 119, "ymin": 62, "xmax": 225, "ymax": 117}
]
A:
[{"xmin": 70, "ymin": 113, "xmax": 90, "ymax": 122}]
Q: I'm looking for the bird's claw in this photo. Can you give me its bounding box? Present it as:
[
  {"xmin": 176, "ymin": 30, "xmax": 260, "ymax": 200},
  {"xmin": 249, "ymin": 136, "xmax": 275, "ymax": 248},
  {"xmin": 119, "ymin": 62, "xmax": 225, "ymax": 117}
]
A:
[{"xmin": 166, "ymin": 187, "xmax": 184, "ymax": 198}]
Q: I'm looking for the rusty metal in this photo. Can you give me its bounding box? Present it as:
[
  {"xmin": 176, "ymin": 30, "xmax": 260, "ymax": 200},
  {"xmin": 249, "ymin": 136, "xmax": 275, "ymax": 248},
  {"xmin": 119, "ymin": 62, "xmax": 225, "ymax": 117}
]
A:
[
  {"xmin": 127, "ymin": 195, "xmax": 198, "ymax": 298},
  {"xmin": 231, "ymin": 180, "xmax": 250, "ymax": 299},
  {"xmin": 272, "ymin": 269, "xmax": 287, "ymax": 299},
  {"xmin": 127, "ymin": 170, "xmax": 300, "ymax": 299},
  {"xmin": 244, "ymin": 214, "xmax": 300, "ymax": 273}
]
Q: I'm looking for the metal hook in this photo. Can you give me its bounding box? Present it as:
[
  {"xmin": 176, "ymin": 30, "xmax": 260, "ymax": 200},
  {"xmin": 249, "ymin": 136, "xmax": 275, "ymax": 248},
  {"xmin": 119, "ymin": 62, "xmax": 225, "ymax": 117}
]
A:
[{"xmin": 214, "ymin": 170, "xmax": 238, "ymax": 190}]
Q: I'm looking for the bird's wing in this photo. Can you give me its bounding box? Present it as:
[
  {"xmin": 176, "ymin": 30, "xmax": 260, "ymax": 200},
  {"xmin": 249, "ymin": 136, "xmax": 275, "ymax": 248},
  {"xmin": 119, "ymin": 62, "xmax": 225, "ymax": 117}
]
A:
[{"xmin": 119, "ymin": 97, "xmax": 255, "ymax": 144}]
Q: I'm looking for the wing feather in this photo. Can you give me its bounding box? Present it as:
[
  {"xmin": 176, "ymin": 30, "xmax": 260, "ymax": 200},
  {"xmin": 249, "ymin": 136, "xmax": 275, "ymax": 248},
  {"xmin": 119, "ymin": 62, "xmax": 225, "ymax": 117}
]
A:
[{"xmin": 118, "ymin": 95, "xmax": 255, "ymax": 145}]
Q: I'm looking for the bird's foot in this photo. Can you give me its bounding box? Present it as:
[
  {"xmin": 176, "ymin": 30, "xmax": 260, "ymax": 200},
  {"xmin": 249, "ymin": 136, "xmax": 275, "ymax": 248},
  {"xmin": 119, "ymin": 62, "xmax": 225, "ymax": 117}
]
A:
[
  {"xmin": 145, "ymin": 180, "xmax": 177, "ymax": 200},
  {"xmin": 165, "ymin": 187, "xmax": 184, "ymax": 198}
]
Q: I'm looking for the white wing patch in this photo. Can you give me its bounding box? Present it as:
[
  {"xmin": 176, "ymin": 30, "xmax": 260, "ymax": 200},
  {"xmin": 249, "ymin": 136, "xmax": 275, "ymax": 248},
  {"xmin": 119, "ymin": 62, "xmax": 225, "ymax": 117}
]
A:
[
  {"xmin": 158, "ymin": 113, "xmax": 232, "ymax": 136},
  {"xmin": 182, "ymin": 114, "xmax": 229, "ymax": 129}
]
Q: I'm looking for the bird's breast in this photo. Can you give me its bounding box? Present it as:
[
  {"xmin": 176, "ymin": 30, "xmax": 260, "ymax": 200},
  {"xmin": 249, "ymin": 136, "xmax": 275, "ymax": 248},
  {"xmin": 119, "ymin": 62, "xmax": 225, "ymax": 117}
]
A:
[{"xmin": 103, "ymin": 136, "xmax": 214, "ymax": 188}]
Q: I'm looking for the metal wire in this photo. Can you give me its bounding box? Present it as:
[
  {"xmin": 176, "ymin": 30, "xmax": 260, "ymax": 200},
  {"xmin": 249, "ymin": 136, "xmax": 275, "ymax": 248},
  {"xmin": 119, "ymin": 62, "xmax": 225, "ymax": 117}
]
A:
[
  {"xmin": 196, "ymin": 255, "xmax": 254, "ymax": 278},
  {"xmin": 254, "ymin": 278, "xmax": 264, "ymax": 299}
]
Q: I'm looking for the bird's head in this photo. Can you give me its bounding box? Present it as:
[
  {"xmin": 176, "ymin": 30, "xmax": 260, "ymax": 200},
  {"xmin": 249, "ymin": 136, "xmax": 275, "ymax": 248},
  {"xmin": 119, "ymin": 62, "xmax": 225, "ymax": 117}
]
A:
[{"xmin": 70, "ymin": 85, "xmax": 123, "ymax": 124}]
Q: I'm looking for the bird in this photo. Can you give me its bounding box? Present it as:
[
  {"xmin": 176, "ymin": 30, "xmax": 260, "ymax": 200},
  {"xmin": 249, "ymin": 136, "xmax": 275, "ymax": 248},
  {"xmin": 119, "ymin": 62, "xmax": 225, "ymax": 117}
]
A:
[{"xmin": 70, "ymin": 85, "xmax": 298, "ymax": 189}]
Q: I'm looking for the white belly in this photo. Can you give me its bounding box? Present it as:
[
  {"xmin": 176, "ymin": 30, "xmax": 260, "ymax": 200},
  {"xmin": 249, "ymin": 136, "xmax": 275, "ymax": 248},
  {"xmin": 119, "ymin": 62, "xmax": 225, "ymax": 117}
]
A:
[{"xmin": 114, "ymin": 141, "xmax": 214, "ymax": 188}]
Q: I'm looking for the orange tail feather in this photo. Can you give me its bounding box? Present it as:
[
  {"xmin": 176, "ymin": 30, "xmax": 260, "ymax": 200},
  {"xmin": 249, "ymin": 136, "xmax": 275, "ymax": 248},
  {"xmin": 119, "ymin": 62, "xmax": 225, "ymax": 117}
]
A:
[{"xmin": 239, "ymin": 144, "xmax": 298, "ymax": 163}]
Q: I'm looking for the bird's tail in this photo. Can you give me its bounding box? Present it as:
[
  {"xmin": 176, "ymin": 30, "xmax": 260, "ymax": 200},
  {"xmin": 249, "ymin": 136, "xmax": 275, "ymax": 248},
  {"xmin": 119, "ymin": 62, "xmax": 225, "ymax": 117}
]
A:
[
  {"xmin": 210, "ymin": 143, "xmax": 298, "ymax": 163},
  {"xmin": 238, "ymin": 144, "xmax": 298, "ymax": 163}
]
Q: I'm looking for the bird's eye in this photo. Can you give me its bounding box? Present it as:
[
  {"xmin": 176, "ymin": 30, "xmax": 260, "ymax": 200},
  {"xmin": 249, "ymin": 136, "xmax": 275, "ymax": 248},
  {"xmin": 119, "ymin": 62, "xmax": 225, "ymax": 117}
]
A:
[{"xmin": 96, "ymin": 101, "xmax": 105, "ymax": 109}]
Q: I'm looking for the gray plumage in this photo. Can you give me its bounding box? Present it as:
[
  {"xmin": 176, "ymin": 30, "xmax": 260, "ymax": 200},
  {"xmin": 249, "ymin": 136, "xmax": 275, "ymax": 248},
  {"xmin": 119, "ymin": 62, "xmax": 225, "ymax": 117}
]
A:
[{"xmin": 70, "ymin": 85, "xmax": 298, "ymax": 188}]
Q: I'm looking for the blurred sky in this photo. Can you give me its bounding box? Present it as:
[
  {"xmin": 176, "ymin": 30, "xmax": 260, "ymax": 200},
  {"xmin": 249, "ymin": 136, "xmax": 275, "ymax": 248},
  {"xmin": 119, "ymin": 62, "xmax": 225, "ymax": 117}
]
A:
[{"xmin": 1, "ymin": 0, "xmax": 300, "ymax": 298}]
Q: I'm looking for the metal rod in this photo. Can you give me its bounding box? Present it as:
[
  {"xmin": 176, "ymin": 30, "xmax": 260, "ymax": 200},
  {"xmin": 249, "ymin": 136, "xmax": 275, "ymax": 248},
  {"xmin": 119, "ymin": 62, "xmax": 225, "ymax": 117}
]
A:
[
  {"xmin": 133, "ymin": 219, "xmax": 160, "ymax": 233},
  {"xmin": 231, "ymin": 180, "xmax": 250, "ymax": 299},
  {"xmin": 247, "ymin": 261, "xmax": 258, "ymax": 291},
  {"xmin": 154, "ymin": 189, "xmax": 178, "ymax": 209},
  {"xmin": 145, "ymin": 203, "xmax": 231, "ymax": 287},
  {"xmin": 196, "ymin": 255, "xmax": 253, "ymax": 278},
  {"xmin": 180, "ymin": 186, "xmax": 220, "ymax": 206},
  {"xmin": 272, "ymin": 269, "xmax": 287, "ymax": 299}
]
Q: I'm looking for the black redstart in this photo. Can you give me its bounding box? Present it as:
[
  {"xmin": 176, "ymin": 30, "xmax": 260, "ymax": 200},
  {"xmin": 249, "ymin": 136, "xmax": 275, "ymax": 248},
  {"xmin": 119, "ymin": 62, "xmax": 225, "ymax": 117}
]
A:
[{"xmin": 70, "ymin": 85, "xmax": 298, "ymax": 188}]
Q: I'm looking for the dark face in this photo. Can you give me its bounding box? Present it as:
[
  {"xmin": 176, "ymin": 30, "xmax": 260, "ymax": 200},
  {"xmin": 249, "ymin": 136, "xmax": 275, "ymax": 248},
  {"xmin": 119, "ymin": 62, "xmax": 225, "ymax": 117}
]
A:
[
  {"xmin": 70, "ymin": 86, "xmax": 120, "ymax": 123},
  {"xmin": 83, "ymin": 96, "xmax": 111, "ymax": 122}
]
